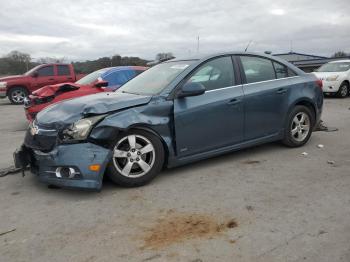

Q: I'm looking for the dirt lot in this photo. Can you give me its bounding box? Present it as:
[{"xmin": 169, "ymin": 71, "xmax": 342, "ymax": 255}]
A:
[{"xmin": 0, "ymin": 98, "xmax": 349, "ymax": 262}]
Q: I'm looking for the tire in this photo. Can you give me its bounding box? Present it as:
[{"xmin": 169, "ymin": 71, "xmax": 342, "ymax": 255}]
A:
[
  {"xmin": 106, "ymin": 129, "xmax": 165, "ymax": 187},
  {"xmin": 282, "ymin": 105, "xmax": 315, "ymax": 147},
  {"xmin": 8, "ymin": 87, "xmax": 29, "ymax": 105},
  {"xmin": 336, "ymin": 82, "xmax": 349, "ymax": 98}
]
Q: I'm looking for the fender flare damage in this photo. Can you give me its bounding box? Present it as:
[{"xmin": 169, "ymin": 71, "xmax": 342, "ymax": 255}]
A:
[{"xmin": 89, "ymin": 101, "xmax": 175, "ymax": 167}]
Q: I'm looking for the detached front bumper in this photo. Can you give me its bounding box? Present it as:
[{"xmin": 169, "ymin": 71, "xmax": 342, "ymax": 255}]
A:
[{"xmin": 14, "ymin": 142, "xmax": 112, "ymax": 191}]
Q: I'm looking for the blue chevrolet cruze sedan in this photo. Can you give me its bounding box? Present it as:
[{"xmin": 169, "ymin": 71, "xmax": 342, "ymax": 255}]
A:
[{"xmin": 14, "ymin": 52, "xmax": 323, "ymax": 190}]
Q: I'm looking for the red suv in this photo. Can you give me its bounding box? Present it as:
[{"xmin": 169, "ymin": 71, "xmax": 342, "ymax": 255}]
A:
[
  {"xmin": 0, "ymin": 64, "xmax": 84, "ymax": 104},
  {"xmin": 24, "ymin": 66, "xmax": 147, "ymax": 121}
]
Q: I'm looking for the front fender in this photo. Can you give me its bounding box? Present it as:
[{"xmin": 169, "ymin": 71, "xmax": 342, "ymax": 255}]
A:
[{"xmin": 89, "ymin": 99, "xmax": 176, "ymax": 164}]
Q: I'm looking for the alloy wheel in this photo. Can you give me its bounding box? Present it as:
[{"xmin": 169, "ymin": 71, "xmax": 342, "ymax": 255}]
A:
[
  {"xmin": 112, "ymin": 134, "xmax": 155, "ymax": 178},
  {"xmin": 11, "ymin": 90, "xmax": 26, "ymax": 103},
  {"xmin": 291, "ymin": 112, "xmax": 310, "ymax": 142},
  {"xmin": 340, "ymin": 85, "xmax": 348, "ymax": 97}
]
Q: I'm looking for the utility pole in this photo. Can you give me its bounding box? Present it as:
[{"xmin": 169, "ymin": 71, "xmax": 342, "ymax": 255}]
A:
[
  {"xmin": 197, "ymin": 36, "xmax": 200, "ymax": 53},
  {"xmin": 290, "ymin": 40, "xmax": 293, "ymax": 52}
]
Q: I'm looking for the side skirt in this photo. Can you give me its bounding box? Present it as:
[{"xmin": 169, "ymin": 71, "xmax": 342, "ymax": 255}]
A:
[{"xmin": 167, "ymin": 132, "xmax": 284, "ymax": 168}]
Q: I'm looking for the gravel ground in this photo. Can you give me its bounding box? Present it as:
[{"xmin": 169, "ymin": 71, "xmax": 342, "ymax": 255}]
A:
[{"xmin": 0, "ymin": 97, "xmax": 349, "ymax": 262}]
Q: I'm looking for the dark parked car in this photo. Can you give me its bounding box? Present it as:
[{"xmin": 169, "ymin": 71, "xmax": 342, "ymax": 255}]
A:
[{"xmin": 14, "ymin": 52, "xmax": 323, "ymax": 191}]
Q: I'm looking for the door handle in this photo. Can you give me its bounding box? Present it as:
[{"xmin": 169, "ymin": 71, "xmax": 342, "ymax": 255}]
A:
[
  {"xmin": 49, "ymin": 78, "xmax": 55, "ymax": 80},
  {"xmin": 227, "ymin": 98, "xmax": 241, "ymax": 105},
  {"xmin": 276, "ymin": 88, "xmax": 287, "ymax": 94}
]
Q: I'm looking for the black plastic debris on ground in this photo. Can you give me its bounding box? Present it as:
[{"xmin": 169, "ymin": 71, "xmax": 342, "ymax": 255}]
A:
[{"xmin": 0, "ymin": 166, "xmax": 22, "ymax": 177}]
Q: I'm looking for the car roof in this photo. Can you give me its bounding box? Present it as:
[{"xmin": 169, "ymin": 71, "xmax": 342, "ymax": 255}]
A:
[
  {"xmin": 168, "ymin": 51, "xmax": 278, "ymax": 62},
  {"xmin": 164, "ymin": 51, "xmax": 304, "ymax": 75}
]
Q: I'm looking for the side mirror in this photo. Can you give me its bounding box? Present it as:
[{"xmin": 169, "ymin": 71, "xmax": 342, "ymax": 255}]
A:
[
  {"xmin": 94, "ymin": 80, "xmax": 108, "ymax": 88},
  {"xmin": 177, "ymin": 82, "xmax": 205, "ymax": 98},
  {"xmin": 32, "ymin": 72, "xmax": 38, "ymax": 78}
]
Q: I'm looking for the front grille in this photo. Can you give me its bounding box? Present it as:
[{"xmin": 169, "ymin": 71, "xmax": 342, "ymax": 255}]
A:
[{"xmin": 24, "ymin": 129, "xmax": 58, "ymax": 152}]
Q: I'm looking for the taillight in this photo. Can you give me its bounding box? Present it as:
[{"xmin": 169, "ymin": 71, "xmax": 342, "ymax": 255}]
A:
[{"xmin": 316, "ymin": 79, "xmax": 323, "ymax": 89}]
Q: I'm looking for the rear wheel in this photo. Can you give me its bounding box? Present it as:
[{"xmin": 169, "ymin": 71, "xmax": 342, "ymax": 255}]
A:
[
  {"xmin": 336, "ymin": 82, "xmax": 349, "ymax": 98},
  {"xmin": 8, "ymin": 87, "xmax": 28, "ymax": 104},
  {"xmin": 282, "ymin": 105, "xmax": 315, "ymax": 147},
  {"xmin": 106, "ymin": 129, "xmax": 164, "ymax": 187}
]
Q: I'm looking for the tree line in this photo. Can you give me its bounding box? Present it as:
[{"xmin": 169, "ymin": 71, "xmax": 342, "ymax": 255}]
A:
[
  {"xmin": 1, "ymin": 50, "xmax": 348, "ymax": 76},
  {"xmin": 0, "ymin": 50, "xmax": 153, "ymax": 76}
]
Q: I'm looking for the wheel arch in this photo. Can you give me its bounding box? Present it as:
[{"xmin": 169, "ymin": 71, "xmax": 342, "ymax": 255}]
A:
[
  {"xmin": 340, "ymin": 79, "xmax": 349, "ymax": 87},
  {"xmin": 286, "ymin": 98, "xmax": 317, "ymax": 129},
  {"xmin": 6, "ymin": 85, "xmax": 29, "ymax": 96},
  {"xmin": 126, "ymin": 124, "xmax": 170, "ymax": 168}
]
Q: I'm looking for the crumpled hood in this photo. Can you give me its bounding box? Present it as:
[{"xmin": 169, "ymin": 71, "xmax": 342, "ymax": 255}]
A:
[
  {"xmin": 31, "ymin": 82, "xmax": 83, "ymax": 98},
  {"xmin": 0, "ymin": 75, "xmax": 28, "ymax": 82},
  {"xmin": 36, "ymin": 92, "xmax": 152, "ymax": 129}
]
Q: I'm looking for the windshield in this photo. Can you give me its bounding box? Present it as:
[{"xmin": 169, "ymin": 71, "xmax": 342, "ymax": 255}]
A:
[
  {"xmin": 75, "ymin": 68, "xmax": 109, "ymax": 85},
  {"xmin": 317, "ymin": 62, "xmax": 350, "ymax": 72},
  {"xmin": 118, "ymin": 61, "xmax": 196, "ymax": 95},
  {"xmin": 24, "ymin": 65, "xmax": 42, "ymax": 76}
]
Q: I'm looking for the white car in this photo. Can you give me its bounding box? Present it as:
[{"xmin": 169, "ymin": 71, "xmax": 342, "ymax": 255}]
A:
[{"xmin": 313, "ymin": 60, "xmax": 350, "ymax": 98}]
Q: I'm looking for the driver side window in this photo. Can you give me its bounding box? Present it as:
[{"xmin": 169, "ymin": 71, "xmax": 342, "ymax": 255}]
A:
[
  {"xmin": 37, "ymin": 66, "xmax": 54, "ymax": 77},
  {"xmin": 187, "ymin": 56, "xmax": 234, "ymax": 91}
]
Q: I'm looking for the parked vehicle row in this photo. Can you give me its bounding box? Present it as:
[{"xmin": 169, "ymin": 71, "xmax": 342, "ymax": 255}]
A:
[
  {"xmin": 14, "ymin": 52, "xmax": 323, "ymax": 191},
  {"xmin": 24, "ymin": 66, "xmax": 147, "ymax": 121},
  {"xmin": 0, "ymin": 64, "xmax": 85, "ymax": 104}
]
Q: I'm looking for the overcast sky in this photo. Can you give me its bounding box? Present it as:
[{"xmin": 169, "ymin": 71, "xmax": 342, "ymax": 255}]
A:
[{"xmin": 0, "ymin": 0, "xmax": 349, "ymax": 61}]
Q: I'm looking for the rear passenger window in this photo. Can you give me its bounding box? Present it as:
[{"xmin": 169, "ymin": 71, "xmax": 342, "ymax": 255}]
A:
[
  {"xmin": 240, "ymin": 56, "xmax": 276, "ymax": 83},
  {"xmin": 187, "ymin": 56, "xmax": 234, "ymax": 91},
  {"xmin": 57, "ymin": 65, "xmax": 70, "ymax": 76},
  {"xmin": 273, "ymin": 62, "xmax": 288, "ymax": 78}
]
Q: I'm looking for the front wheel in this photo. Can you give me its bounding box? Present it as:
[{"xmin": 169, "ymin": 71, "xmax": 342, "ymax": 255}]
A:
[
  {"xmin": 282, "ymin": 105, "xmax": 315, "ymax": 147},
  {"xmin": 8, "ymin": 87, "xmax": 28, "ymax": 104},
  {"xmin": 336, "ymin": 82, "xmax": 349, "ymax": 98},
  {"xmin": 106, "ymin": 129, "xmax": 164, "ymax": 187}
]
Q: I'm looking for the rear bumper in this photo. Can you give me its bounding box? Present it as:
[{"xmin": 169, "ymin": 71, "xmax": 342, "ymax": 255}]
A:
[{"xmin": 14, "ymin": 142, "xmax": 112, "ymax": 191}]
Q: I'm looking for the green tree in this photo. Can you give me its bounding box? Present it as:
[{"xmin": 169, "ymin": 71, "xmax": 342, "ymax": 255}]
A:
[{"xmin": 331, "ymin": 51, "xmax": 348, "ymax": 58}]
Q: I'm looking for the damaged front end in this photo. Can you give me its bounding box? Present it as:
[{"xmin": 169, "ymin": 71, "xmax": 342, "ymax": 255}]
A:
[
  {"xmin": 14, "ymin": 118, "xmax": 112, "ymax": 191},
  {"xmin": 14, "ymin": 92, "xmax": 155, "ymax": 190}
]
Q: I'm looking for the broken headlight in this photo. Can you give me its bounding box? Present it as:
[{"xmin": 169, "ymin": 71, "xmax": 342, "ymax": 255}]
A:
[{"xmin": 62, "ymin": 115, "xmax": 105, "ymax": 141}]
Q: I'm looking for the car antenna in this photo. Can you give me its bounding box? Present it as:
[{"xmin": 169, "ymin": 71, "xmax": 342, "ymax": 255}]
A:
[{"xmin": 244, "ymin": 40, "xmax": 253, "ymax": 52}]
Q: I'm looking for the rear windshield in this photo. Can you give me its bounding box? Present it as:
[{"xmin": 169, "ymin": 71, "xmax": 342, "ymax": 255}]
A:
[{"xmin": 317, "ymin": 62, "xmax": 350, "ymax": 72}]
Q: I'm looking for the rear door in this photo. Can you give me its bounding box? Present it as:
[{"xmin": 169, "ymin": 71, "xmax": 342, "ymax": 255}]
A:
[
  {"xmin": 238, "ymin": 55, "xmax": 293, "ymax": 140},
  {"xmin": 173, "ymin": 56, "xmax": 244, "ymax": 157},
  {"xmin": 56, "ymin": 65, "xmax": 74, "ymax": 83}
]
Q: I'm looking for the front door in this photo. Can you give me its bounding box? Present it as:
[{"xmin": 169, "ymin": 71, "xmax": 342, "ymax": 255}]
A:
[
  {"xmin": 33, "ymin": 65, "xmax": 57, "ymax": 88},
  {"xmin": 174, "ymin": 56, "xmax": 244, "ymax": 157}
]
